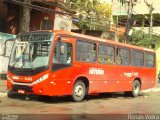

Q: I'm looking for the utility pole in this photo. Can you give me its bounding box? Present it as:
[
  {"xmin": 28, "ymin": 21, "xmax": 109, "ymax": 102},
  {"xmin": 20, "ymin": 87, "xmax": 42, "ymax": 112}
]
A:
[
  {"xmin": 115, "ymin": 0, "xmax": 136, "ymax": 42},
  {"xmin": 125, "ymin": 0, "xmax": 135, "ymax": 42},
  {"xmin": 127, "ymin": 0, "xmax": 133, "ymax": 15},
  {"xmin": 20, "ymin": 0, "xmax": 31, "ymax": 33},
  {"xmin": 113, "ymin": 0, "xmax": 119, "ymax": 42},
  {"xmin": 144, "ymin": 0, "xmax": 154, "ymax": 42},
  {"xmin": 115, "ymin": 16, "xmax": 119, "ymax": 42}
]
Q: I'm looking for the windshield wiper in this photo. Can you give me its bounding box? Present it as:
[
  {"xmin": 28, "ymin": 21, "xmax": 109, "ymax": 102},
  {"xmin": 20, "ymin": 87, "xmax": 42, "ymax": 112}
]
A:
[
  {"xmin": 11, "ymin": 58, "xmax": 20, "ymax": 69},
  {"xmin": 11, "ymin": 53, "xmax": 24, "ymax": 69}
]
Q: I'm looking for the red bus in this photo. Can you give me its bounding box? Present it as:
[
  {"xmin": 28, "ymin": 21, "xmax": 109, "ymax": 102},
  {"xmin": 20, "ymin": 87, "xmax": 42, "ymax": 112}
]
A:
[{"xmin": 7, "ymin": 30, "xmax": 156, "ymax": 102}]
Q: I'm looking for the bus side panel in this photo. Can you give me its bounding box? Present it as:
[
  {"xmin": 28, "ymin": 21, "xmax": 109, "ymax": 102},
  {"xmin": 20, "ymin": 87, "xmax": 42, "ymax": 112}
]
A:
[
  {"xmin": 139, "ymin": 68, "xmax": 156, "ymax": 90},
  {"xmin": 87, "ymin": 65, "xmax": 133, "ymax": 93},
  {"xmin": 68, "ymin": 63, "xmax": 134, "ymax": 94},
  {"xmin": 71, "ymin": 63, "xmax": 156, "ymax": 94},
  {"xmin": 49, "ymin": 67, "xmax": 75, "ymax": 96},
  {"xmin": 131, "ymin": 67, "xmax": 156, "ymax": 90}
]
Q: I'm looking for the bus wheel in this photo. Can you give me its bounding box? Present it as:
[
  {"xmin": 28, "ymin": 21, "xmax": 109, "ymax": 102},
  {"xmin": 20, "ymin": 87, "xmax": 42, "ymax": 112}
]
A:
[
  {"xmin": 124, "ymin": 80, "xmax": 140, "ymax": 97},
  {"xmin": 132, "ymin": 80, "xmax": 140, "ymax": 97},
  {"xmin": 72, "ymin": 80, "xmax": 86, "ymax": 102}
]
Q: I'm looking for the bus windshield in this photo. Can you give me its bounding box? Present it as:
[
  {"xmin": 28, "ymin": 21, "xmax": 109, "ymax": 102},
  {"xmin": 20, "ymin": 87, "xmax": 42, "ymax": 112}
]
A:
[{"xmin": 9, "ymin": 33, "xmax": 53, "ymax": 69}]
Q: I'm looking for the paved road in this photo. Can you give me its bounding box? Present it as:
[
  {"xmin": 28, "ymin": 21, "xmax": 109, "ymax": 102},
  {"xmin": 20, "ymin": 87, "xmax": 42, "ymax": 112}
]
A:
[
  {"xmin": 0, "ymin": 92, "xmax": 160, "ymax": 114},
  {"xmin": 0, "ymin": 80, "xmax": 7, "ymax": 93},
  {"xmin": 1, "ymin": 80, "xmax": 160, "ymax": 120}
]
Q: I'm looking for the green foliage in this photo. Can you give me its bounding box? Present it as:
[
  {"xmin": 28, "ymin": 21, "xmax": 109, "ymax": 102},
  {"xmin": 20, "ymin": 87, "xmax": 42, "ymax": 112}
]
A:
[
  {"xmin": 119, "ymin": 29, "xmax": 157, "ymax": 48},
  {"xmin": 129, "ymin": 30, "xmax": 151, "ymax": 48},
  {"xmin": 66, "ymin": 0, "xmax": 112, "ymax": 31}
]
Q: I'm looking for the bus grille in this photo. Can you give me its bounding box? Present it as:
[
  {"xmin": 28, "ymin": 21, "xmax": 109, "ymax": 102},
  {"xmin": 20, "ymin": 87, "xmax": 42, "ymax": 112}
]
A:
[{"xmin": 12, "ymin": 85, "xmax": 33, "ymax": 93}]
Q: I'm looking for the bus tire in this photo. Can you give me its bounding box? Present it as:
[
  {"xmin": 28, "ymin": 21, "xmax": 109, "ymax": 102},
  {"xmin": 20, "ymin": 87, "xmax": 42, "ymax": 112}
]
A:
[
  {"xmin": 132, "ymin": 80, "xmax": 140, "ymax": 97},
  {"xmin": 7, "ymin": 91, "xmax": 14, "ymax": 98},
  {"xmin": 72, "ymin": 80, "xmax": 86, "ymax": 102},
  {"xmin": 124, "ymin": 80, "xmax": 140, "ymax": 97}
]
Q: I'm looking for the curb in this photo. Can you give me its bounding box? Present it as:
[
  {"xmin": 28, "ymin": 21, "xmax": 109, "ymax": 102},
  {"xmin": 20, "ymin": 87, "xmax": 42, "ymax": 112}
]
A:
[{"xmin": 141, "ymin": 87, "xmax": 160, "ymax": 93}]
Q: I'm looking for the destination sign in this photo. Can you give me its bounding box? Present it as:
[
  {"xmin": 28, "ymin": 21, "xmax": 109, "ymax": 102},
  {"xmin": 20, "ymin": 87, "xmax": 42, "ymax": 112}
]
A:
[{"xmin": 17, "ymin": 33, "xmax": 53, "ymax": 42}]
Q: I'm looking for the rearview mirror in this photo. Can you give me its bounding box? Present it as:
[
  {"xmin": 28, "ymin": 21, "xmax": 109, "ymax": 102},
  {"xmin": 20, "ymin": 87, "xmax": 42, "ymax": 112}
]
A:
[{"xmin": 57, "ymin": 36, "xmax": 62, "ymax": 42}]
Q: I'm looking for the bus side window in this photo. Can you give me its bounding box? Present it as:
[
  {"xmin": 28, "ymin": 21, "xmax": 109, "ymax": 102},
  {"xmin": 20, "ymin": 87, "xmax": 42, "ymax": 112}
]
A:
[
  {"xmin": 76, "ymin": 40, "xmax": 96, "ymax": 63},
  {"xmin": 145, "ymin": 53, "xmax": 154, "ymax": 68},
  {"xmin": 116, "ymin": 48, "xmax": 130, "ymax": 65},
  {"xmin": 132, "ymin": 50, "xmax": 144, "ymax": 67},
  {"xmin": 53, "ymin": 42, "xmax": 72, "ymax": 64},
  {"xmin": 98, "ymin": 44, "xmax": 115, "ymax": 64}
]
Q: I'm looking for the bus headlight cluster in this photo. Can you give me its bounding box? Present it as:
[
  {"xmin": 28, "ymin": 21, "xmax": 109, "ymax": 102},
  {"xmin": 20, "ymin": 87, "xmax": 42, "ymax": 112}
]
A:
[
  {"xmin": 33, "ymin": 74, "xmax": 49, "ymax": 85},
  {"xmin": 7, "ymin": 75, "xmax": 12, "ymax": 81}
]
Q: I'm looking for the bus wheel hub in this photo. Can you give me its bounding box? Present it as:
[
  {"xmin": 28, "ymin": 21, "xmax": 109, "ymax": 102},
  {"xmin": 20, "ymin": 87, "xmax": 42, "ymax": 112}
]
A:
[{"xmin": 75, "ymin": 85, "xmax": 83, "ymax": 97}]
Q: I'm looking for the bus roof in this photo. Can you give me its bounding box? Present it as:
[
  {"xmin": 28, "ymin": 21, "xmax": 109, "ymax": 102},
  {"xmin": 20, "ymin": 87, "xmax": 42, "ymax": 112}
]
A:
[{"xmin": 29, "ymin": 30, "xmax": 155, "ymax": 53}]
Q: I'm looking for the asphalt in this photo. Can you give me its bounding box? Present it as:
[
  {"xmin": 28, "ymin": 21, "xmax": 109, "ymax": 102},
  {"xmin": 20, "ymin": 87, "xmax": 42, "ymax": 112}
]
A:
[{"xmin": 0, "ymin": 80, "xmax": 160, "ymax": 97}]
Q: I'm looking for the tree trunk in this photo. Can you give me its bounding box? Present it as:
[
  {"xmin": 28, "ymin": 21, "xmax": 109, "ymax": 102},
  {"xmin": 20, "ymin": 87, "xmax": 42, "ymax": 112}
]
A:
[
  {"xmin": 81, "ymin": 29, "xmax": 86, "ymax": 34},
  {"xmin": 20, "ymin": 0, "xmax": 31, "ymax": 33}
]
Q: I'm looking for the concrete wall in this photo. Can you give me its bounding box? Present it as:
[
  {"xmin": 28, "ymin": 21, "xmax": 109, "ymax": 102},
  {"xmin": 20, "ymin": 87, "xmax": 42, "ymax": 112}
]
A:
[{"xmin": 0, "ymin": 32, "xmax": 16, "ymax": 74}]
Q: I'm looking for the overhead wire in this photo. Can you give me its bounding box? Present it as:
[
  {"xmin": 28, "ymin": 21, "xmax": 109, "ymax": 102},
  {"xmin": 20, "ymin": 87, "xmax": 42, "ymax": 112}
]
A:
[{"xmin": 4, "ymin": 0, "xmax": 73, "ymax": 15}]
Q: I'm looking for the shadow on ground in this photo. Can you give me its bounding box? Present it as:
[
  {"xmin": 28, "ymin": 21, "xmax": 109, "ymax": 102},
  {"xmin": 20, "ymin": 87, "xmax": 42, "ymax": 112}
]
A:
[{"xmin": 7, "ymin": 91, "xmax": 147, "ymax": 104}]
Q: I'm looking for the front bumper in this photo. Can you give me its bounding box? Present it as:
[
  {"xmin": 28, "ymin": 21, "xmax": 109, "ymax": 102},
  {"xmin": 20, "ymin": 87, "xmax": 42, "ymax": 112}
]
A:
[{"xmin": 7, "ymin": 76, "xmax": 52, "ymax": 96}]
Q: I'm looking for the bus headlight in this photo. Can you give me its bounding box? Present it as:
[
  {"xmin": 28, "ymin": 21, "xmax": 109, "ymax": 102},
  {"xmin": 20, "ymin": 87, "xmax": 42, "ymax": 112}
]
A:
[
  {"xmin": 33, "ymin": 74, "xmax": 49, "ymax": 85},
  {"xmin": 7, "ymin": 75, "xmax": 12, "ymax": 82}
]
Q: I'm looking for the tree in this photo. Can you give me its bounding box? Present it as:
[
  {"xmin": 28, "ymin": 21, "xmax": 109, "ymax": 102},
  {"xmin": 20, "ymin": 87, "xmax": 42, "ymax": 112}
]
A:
[
  {"xmin": 20, "ymin": 0, "xmax": 31, "ymax": 33},
  {"xmin": 66, "ymin": 0, "xmax": 112, "ymax": 33},
  {"xmin": 120, "ymin": 29, "xmax": 157, "ymax": 48}
]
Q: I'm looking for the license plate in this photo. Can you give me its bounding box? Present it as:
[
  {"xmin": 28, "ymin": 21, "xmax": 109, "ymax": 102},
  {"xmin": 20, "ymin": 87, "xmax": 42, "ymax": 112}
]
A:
[{"xmin": 18, "ymin": 89, "xmax": 25, "ymax": 94}]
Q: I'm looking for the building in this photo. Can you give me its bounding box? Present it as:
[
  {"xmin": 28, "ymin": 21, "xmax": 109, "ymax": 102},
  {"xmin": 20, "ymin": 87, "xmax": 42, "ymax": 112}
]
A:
[
  {"xmin": 0, "ymin": 0, "xmax": 75, "ymax": 34},
  {"xmin": 112, "ymin": 0, "xmax": 160, "ymax": 80}
]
